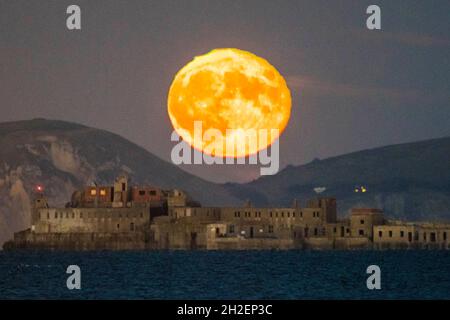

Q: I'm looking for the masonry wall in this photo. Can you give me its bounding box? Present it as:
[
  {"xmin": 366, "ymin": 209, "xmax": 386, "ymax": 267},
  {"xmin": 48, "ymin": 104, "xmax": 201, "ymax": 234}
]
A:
[
  {"xmin": 6, "ymin": 229, "xmax": 153, "ymax": 251},
  {"xmin": 34, "ymin": 207, "xmax": 150, "ymax": 233},
  {"xmin": 374, "ymin": 224, "xmax": 450, "ymax": 249}
]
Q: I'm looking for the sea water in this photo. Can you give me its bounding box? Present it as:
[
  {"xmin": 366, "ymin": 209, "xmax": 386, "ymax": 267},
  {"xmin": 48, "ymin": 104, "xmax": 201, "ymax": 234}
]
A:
[{"xmin": 0, "ymin": 250, "xmax": 449, "ymax": 299}]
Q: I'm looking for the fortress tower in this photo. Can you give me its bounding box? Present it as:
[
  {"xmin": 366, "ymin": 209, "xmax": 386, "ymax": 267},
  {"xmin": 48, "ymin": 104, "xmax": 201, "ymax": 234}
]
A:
[{"xmin": 113, "ymin": 175, "xmax": 128, "ymax": 207}]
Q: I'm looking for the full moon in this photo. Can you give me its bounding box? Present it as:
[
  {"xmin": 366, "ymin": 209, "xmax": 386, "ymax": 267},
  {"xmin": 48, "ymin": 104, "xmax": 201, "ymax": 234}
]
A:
[{"xmin": 168, "ymin": 48, "xmax": 291, "ymax": 158}]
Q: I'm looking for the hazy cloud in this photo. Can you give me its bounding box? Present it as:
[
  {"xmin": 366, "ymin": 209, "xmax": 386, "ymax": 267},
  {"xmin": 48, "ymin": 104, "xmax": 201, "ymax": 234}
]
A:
[
  {"xmin": 349, "ymin": 29, "xmax": 450, "ymax": 47},
  {"xmin": 287, "ymin": 75, "xmax": 421, "ymax": 102}
]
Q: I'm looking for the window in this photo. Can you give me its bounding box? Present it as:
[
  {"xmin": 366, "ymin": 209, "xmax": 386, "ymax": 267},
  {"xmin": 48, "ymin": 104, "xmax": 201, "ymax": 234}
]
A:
[
  {"xmin": 346, "ymin": 228, "xmax": 350, "ymax": 234},
  {"xmin": 379, "ymin": 231, "xmax": 383, "ymax": 237},
  {"xmin": 54, "ymin": 212, "xmax": 58, "ymax": 219},
  {"xmin": 293, "ymin": 212, "xmax": 296, "ymax": 218},
  {"xmin": 117, "ymin": 224, "xmax": 120, "ymax": 230},
  {"xmin": 400, "ymin": 231, "xmax": 404, "ymax": 237},
  {"xmin": 359, "ymin": 229, "xmax": 364, "ymax": 236},
  {"xmin": 229, "ymin": 225, "xmax": 235, "ymax": 233},
  {"xmin": 276, "ymin": 212, "xmax": 278, "ymax": 218},
  {"xmin": 317, "ymin": 212, "xmax": 320, "ymax": 217},
  {"xmin": 149, "ymin": 190, "xmax": 157, "ymax": 196},
  {"xmin": 423, "ymin": 233, "xmax": 427, "ymax": 241},
  {"xmin": 80, "ymin": 212, "xmax": 83, "ymax": 218},
  {"xmin": 66, "ymin": 212, "xmax": 69, "ymax": 218},
  {"xmin": 72, "ymin": 212, "xmax": 75, "ymax": 218},
  {"xmin": 281, "ymin": 212, "xmax": 284, "ymax": 218},
  {"xmin": 100, "ymin": 189, "xmax": 106, "ymax": 196},
  {"xmin": 389, "ymin": 231, "xmax": 393, "ymax": 237},
  {"xmin": 333, "ymin": 227, "xmax": 337, "ymax": 233},
  {"xmin": 360, "ymin": 220, "xmax": 365, "ymax": 225},
  {"xmin": 300, "ymin": 211, "xmax": 303, "ymax": 217},
  {"xmin": 140, "ymin": 212, "xmax": 143, "ymax": 218},
  {"xmin": 121, "ymin": 183, "xmax": 126, "ymax": 191},
  {"xmin": 270, "ymin": 212, "xmax": 273, "ymax": 218},
  {"xmin": 139, "ymin": 190, "xmax": 145, "ymax": 196},
  {"xmin": 430, "ymin": 233, "xmax": 436, "ymax": 242},
  {"xmin": 287, "ymin": 212, "xmax": 290, "ymax": 218},
  {"xmin": 444, "ymin": 232, "xmax": 447, "ymax": 241},
  {"xmin": 314, "ymin": 228, "xmax": 318, "ymax": 236},
  {"xmin": 268, "ymin": 225, "xmax": 274, "ymax": 233},
  {"xmin": 90, "ymin": 189, "xmax": 97, "ymax": 196},
  {"xmin": 47, "ymin": 212, "xmax": 50, "ymax": 219},
  {"xmin": 130, "ymin": 223, "xmax": 135, "ymax": 231}
]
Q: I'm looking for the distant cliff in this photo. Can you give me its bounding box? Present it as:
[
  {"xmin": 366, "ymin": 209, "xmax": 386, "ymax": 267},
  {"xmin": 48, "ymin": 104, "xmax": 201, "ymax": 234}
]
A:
[
  {"xmin": 225, "ymin": 137, "xmax": 450, "ymax": 221},
  {"xmin": 0, "ymin": 119, "xmax": 240, "ymax": 246}
]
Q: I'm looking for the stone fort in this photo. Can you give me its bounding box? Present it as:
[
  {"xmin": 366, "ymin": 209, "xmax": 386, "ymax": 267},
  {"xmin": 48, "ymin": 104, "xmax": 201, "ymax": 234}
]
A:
[{"xmin": 4, "ymin": 176, "xmax": 450, "ymax": 250}]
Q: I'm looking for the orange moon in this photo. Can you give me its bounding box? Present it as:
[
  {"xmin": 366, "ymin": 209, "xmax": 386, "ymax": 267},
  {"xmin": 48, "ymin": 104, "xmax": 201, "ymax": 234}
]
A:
[{"xmin": 167, "ymin": 48, "xmax": 291, "ymax": 158}]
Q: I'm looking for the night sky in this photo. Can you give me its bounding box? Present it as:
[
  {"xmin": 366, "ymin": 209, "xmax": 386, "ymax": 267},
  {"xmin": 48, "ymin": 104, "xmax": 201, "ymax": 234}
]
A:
[{"xmin": 1, "ymin": 0, "xmax": 449, "ymax": 183}]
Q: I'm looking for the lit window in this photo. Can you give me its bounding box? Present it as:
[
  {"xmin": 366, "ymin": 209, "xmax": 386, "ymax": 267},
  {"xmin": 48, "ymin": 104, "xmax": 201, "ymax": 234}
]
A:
[
  {"xmin": 90, "ymin": 189, "xmax": 97, "ymax": 196},
  {"xmin": 100, "ymin": 189, "xmax": 106, "ymax": 196}
]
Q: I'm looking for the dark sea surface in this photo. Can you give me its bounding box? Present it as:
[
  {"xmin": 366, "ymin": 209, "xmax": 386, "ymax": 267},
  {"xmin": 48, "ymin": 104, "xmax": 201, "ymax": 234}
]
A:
[{"xmin": 0, "ymin": 250, "xmax": 449, "ymax": 299}]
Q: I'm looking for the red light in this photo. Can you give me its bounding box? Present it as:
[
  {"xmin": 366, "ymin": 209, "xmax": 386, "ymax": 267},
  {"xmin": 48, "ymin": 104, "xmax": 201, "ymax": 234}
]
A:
[{"xmin": 36, "ymin": 185, "xmax": 44, "ymax": 192}]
